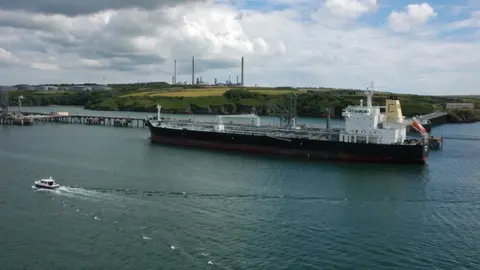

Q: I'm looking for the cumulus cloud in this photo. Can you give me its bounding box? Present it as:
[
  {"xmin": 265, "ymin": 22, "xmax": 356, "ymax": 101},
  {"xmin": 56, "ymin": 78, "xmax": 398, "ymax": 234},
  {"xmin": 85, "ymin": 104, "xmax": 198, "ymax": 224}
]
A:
[
  {"xmin": 388, "ymin": 3, "xmax": 437, "ymax": 32},
  {"xmin": 324, "ymin": 0, "xmax": 377, "ymax": 18},
  {"xmin": 0, "ymin": 1, "xmax": 478, "ymax": 94}
]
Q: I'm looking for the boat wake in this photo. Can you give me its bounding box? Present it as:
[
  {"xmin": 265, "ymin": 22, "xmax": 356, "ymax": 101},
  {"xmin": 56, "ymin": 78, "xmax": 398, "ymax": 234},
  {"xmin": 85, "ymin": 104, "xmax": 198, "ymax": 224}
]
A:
[
  {"xmin": 56, "ymin": 186, "xmax": 133, "ymax": 203},
  {"xmin": 32, "ymin": 185, "xmax": 135, "ymax": 205},
  {"xmin": 85, "ymin": 187, "xmax": 480, "ymax": 205},
  {"xmin": 85, "ymin": 187, "xmax": 353, "ymax": 205},
  {"xmin": 33, "ymin": 185, "xmax": 480, "ymax": 205},
  {"xmin": 31, "ymin": 185, "xmax": 226, "ymax": 269}
]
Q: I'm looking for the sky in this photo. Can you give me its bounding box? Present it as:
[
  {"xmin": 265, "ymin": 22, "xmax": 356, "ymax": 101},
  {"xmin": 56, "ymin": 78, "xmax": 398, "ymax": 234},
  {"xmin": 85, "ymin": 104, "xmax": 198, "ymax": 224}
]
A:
[{"xmin": 0, "ymin": 0, "xmax": 478, "ymax": 95}]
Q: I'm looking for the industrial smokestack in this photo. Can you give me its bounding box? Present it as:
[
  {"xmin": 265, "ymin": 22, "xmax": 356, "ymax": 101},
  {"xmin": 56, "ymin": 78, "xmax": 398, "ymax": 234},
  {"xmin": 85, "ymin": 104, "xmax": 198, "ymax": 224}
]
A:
[
  {"xmin": 174, "ymin": 60, "xmax": 177, "ymax": 84},
  {"xmin": 192, "ymin": 57, "xmax": 195, "ymax": 85},
  {"xmin": 241, "ymin": 56, "xmax": 244, "ymax": 87}
]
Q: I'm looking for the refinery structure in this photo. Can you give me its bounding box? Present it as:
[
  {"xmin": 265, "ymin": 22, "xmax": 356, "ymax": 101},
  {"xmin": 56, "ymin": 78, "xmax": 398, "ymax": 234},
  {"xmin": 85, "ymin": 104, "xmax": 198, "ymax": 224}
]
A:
[
  {"xmin": 171, "ymin": 56, "xmax": 245, "ymax": 87},
  {"xmin": 0, "ymin": 56, "xmax": 247, "ymax": 92}
]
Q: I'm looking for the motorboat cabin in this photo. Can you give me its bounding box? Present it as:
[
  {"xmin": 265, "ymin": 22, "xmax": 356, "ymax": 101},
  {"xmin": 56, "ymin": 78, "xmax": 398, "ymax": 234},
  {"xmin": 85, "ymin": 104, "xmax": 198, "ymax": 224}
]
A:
[{"xmin": 34, "ymin": 177, "xmax": 60, "ymax": 190}]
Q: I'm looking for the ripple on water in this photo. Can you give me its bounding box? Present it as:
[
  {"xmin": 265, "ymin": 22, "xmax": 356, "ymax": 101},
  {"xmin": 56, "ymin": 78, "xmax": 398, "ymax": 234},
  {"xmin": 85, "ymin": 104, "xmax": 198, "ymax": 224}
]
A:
[{"xmin": 2, "ymin": 122, "xmax": 480, "ymax": 269}]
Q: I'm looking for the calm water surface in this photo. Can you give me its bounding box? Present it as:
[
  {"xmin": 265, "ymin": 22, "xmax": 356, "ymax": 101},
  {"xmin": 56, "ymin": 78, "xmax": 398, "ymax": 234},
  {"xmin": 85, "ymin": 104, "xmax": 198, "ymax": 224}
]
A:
[{"xmin": 1, "ymin": 107, "xmax": 479, "ymax": 269}]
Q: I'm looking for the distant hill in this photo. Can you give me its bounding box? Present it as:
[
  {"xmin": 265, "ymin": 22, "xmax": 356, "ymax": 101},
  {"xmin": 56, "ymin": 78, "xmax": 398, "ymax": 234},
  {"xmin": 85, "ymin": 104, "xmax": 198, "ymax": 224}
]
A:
[{"xmin": 7, "ymin": 81, "xmax": 480, "ymax": 117}]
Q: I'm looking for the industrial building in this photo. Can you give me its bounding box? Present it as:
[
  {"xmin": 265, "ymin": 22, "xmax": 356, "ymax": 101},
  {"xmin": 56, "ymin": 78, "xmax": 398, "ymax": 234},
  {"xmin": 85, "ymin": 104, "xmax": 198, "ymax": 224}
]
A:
[
  {"xmin": 172, "ymin": 56, "xmax": 245, "ymax": 87},
  {"xmin": 446, "ymin": 103, "xmax": 475, "ymax": 111}
]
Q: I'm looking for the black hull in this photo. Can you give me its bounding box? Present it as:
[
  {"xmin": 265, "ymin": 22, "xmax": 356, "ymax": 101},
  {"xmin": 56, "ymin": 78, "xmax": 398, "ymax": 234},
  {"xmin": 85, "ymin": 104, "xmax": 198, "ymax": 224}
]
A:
[{"xmin": 147, "ymin": 124, "xmax": 429, "ymax": 164}]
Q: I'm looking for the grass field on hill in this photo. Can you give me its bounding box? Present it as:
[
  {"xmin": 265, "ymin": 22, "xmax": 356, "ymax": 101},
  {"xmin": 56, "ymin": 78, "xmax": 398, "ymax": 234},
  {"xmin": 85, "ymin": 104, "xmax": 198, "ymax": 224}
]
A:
[
  {"xmin": 151, "ymin": 88, "xmax": 228, "ymax": 97},
  {"xmin": 120, "ymin": 87, "xmax": 301, "ymax": 98},
  {"xmin": 249, "ymin": 89, "xmax": 305, "ymax": 95}
]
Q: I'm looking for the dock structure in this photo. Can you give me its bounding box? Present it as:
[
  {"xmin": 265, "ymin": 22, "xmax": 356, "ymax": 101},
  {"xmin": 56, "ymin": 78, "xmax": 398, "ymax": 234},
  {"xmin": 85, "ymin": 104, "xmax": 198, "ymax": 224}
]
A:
[
  {"xmin": 7, "ymin": 111, "xmax": 260, "ymax": 129},
  {"xmin": 428, "ymin": 136, "xmax": 443, "ymax": 150},
  {"xmin": 416, "ymin": 111, "xmax": 449, "ymax": 127},
  {"xmin": 2, "ymin": 110, "xmax": 452, "ymax": 130},
  {"xmin": 417, "ymin": 111, "xmax": 448, "ymax": 121},
  {"xmin": 427, "ymin": 134, "xmax": 480, "ymax": 151},
  {"xmin": 7, "ymin": 112, "xmax": 149, "ymax": 128},
  {"xmin": 0, "ymin": 115, "xmax": 35, "ymax": 126},
  {"xmin": 406, "ymin": 111, "xmax": 449, "ymax": 133}
]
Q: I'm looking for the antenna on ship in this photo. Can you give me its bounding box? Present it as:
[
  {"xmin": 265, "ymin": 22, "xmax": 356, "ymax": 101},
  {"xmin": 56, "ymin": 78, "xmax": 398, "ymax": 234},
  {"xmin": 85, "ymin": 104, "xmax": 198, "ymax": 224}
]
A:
[
  {"xmin": 278, "ymin": 93, "xmax": 297, "ymax": 128},
  {"xmin": 156, "ymin": 103, "xmax": 161, "ymax": 121},
  {"xmin": 325, "ymin": 108, "xmax": 330, "ymax": 129},
  {"xmin": 288, "ymin": 93, "xmax": 297, "ymax": 128},
  {"xmin": 365, "ymin": 81, "xmax": 375, "ymax": 108},
  {"xmin": 270, "ymin": 92, "xmax": 297, "ymax": 128},
  {"xmin": 18, "ymin": 95, "xmax": 24, "ymax": 116}
]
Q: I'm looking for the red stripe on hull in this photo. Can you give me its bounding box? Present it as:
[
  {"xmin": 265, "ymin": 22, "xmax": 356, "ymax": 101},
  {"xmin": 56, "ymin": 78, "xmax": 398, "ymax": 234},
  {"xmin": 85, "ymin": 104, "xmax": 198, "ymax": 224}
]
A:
[{"xmin": 150, "ymin": 135, "xmax": 426, "ymax": 165}]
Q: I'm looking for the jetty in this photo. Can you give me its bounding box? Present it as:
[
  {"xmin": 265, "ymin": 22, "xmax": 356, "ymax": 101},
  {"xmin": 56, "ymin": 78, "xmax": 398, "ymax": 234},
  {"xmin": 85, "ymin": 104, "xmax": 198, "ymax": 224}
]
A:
[
  {"xmin": 19, "ymin": 112, "xmax": 148, "ymax": 128},
  {"xmin": 417, "ymin": 112, "xmax": 449, "ymax": 127},
  {"xmin": 0, "ymin": 114, "xmax": 34, "ymax": 126},
  {"xmin": 0, "ymin": 109, "xmax": 453, "ymax": 131}
]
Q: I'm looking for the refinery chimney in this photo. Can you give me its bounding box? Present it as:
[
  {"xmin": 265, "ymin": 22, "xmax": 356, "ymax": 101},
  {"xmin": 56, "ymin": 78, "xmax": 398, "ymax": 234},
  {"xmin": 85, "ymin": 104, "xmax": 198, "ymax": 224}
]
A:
[
  {"xmin": 192, "ymin": 57, "xmax": 195, "ymax": 85},
  {"xmin": 241, "ymin": 56, "xmax": 244, "ymax": 86},
  {"xmin": 174, "ymin": 60, "xmax": 177, "ymax": 84}
]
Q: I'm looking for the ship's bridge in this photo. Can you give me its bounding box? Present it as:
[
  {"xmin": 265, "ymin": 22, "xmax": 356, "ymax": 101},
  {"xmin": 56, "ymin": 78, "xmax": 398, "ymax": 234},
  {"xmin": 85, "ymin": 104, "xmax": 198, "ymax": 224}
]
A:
[
  {"xmin": 342, "ymin": 102, "xmax": 381, "ymax": 142},
  {"xmin": 339, "ymin": 88, "xmax": 408, "ymax": 145},
  {"xmin": 344, "ymin": 107, "xmax": 371, "ymax": 114}
]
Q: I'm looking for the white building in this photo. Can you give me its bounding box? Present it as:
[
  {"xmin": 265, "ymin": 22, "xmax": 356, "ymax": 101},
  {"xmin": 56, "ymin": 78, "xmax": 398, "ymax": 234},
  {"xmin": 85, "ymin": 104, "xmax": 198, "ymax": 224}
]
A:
[
  {"xmin": 91, "ymin": 84, "xmax": 112, "ymax": 91},
  {"xmin": 446, "ymin": 103, "xmax": 474, "ymax": 111},
  {"xmin": 14, "ymin": 84, "xmax": 32, "ymax": 90},
  {"xmin": 33, "ymin": 86, "xmax": 49, "ymax": 91}
]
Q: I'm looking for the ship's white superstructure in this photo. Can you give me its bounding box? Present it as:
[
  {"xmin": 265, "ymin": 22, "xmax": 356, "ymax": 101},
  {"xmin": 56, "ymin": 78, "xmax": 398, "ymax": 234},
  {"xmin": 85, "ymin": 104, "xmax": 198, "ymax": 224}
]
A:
[{"xmin": 339, "ymin": 84, "xmax": 427, "ymax": 145}]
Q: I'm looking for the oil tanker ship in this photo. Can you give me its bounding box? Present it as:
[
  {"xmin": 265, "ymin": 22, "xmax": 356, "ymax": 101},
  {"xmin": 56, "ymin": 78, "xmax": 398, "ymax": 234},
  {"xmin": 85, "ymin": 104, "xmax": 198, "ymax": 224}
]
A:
[{"xmin": 146, "ymin": 88, "xmax": 430, "ymax": 164}]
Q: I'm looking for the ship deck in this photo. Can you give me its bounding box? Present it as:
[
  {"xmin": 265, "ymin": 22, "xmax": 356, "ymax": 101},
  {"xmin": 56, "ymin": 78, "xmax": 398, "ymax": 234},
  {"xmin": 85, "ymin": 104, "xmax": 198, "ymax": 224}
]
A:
[{"xmin": 151, "ymin": 120, "xmax": 341, "ymax": 140}]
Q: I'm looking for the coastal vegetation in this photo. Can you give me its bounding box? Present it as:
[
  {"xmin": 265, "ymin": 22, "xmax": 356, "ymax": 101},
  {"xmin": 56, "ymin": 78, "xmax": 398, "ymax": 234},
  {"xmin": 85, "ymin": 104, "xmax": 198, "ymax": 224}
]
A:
[
  {"xmin": 447, "ymin": 109, "xmax": 480, "ymax": 123},
  {"xmin": 6, "ymin": 82, "xmax": 480, "ymax": 121}
]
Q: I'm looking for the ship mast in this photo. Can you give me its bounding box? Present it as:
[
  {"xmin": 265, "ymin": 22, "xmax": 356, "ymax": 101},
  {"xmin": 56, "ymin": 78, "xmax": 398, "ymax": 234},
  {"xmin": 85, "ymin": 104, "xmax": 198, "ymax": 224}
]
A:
[
  {"xmin": 273, "ymin": 93, "xmax": 297, "ymax": 129},
  {"xmin": 156, "ymin": 103, "xmax": 161, "ymax": 121},
  {"xmin": 18, "ymin": 95, "xmax": 23, "ymax": 116},
  {"xmin": 365, "ymin": 81, "xmax": 375, "ymax": 108},
  {"xmin": 287, "ymin": 93, "xmax": 297, "ymax": 128}
]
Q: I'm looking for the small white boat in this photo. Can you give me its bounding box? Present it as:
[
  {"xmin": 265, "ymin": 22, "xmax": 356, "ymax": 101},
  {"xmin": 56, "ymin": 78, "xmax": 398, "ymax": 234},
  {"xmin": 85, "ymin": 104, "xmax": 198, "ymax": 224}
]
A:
[{"xmin": 34, "ymin": 176, "xmax": 60, "ymax": 190}]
